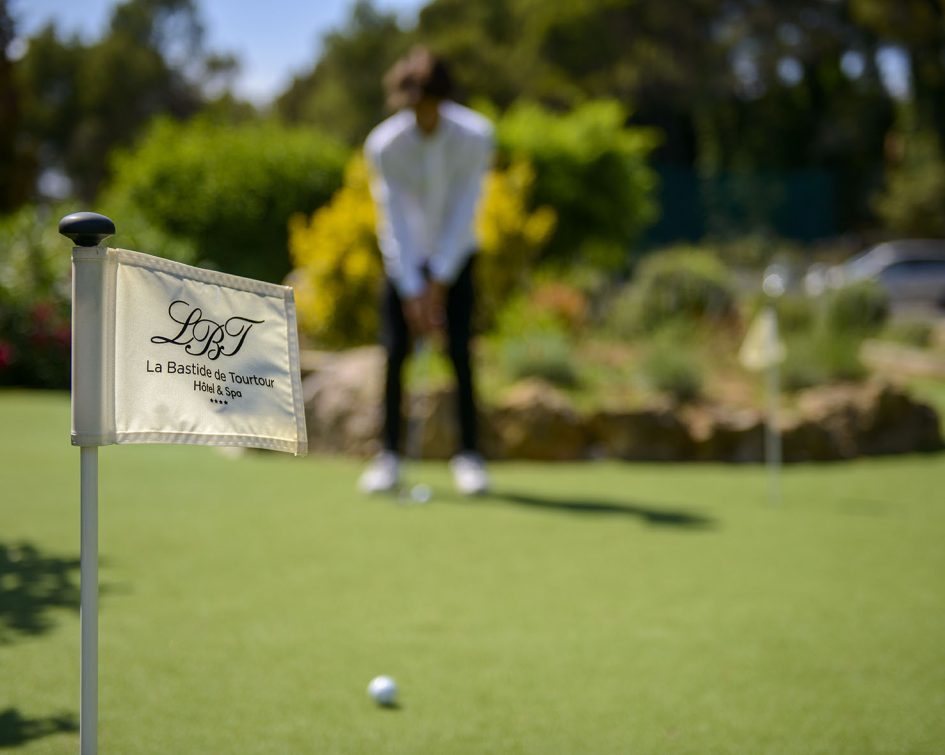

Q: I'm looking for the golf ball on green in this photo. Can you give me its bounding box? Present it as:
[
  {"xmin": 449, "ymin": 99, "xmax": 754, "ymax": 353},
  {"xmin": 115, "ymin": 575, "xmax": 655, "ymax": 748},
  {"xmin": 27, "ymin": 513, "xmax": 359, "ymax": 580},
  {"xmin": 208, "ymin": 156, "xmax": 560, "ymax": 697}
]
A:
[
  {"xmin": 411, "ymin": 483, "xmax": 432, "ymax": 503},
  {"xmin": 367, "ymin": 675, "xmax": 398, "ymax": 706}
]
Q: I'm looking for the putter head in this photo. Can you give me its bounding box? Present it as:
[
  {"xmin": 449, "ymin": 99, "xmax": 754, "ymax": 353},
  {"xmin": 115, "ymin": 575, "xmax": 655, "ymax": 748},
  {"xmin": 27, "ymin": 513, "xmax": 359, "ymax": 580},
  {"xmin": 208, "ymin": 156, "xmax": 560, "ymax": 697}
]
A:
[{"xmin": 396, "ymin": 482, "xmax": 432, "ymax": 505}]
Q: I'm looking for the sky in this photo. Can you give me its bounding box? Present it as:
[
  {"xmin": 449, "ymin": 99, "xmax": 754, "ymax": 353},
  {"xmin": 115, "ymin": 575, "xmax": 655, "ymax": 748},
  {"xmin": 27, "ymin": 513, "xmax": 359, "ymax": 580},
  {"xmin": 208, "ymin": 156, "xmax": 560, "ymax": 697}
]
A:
[
  {"xmin": 10, "ymin": 0, "xmax": 424, "ymax": 104},
  {"xmin": 10, "ymin": 0, "xmax": 911, "ymax": 104}
]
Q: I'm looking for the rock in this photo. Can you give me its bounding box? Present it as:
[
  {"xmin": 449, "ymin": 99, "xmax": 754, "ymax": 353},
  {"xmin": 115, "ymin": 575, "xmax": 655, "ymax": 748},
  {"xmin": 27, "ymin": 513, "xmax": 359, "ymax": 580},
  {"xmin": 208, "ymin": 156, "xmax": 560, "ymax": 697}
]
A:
[
  {"xmin": 302, "ymin": 347, "xmax": 461, "ymax": 459},
  {"xmin": 683, "ymin": 406, "xmax": 765, "ymax": 462},
  {"xmin": 489, "ymin": 379, "xmax": 586, "ymax": 460},
  {"xmin": 792, "ymin": 381, "xmax": 942, "ymax": 459},
  {"xmin": 302, "ymin": 346, "xmax": 385, "ymax": 456},
  {"xmin": 589, "ymin": 405, "xmax": 694, "ymax": 461},
  {"xmin": 301, "ymin": 348, "xmax": 941, "ymax": 462},
  {"xmin": 780, "ymin": 417, "xmax": 838, "ymax": 462}
]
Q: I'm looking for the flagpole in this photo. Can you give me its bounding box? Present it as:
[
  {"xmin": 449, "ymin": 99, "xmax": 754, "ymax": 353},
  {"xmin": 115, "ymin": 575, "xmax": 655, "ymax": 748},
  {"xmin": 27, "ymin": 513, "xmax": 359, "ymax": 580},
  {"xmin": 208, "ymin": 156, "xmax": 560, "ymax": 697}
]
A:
[
  {"xmin": 60, "ymin": 212, "xmax": 116, "ymax": 755},
  {"xmin": 765, "ymin": 306, "xmax": 782, "ymax": 506},
  {"xmin": 80, "ymin": 445, "xmax": 98, "ymax": 754},
  {"xmin": 762, "ymin": 266, "xmax": 786, "ymax": 507}
]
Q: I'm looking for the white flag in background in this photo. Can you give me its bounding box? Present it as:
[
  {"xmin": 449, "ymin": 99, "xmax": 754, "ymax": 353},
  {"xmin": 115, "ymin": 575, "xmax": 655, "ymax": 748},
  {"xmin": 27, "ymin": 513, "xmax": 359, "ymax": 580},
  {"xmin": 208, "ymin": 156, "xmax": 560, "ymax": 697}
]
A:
[
  {"xmin": 72, "ymin": 247, "xmax": 307, "ymax": 455},
  {"xmin": 738, "ymin": 307, "xmax": 786, "ymax": 373}
]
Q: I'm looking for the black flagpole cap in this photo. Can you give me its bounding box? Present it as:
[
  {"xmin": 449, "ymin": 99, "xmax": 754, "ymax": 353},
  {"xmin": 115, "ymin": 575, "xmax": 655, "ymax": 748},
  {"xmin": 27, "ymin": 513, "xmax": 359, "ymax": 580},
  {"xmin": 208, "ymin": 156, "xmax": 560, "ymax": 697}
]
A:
[{"xmin": 59, "ymin": 212, "xmax": 116, "ymax": 247}]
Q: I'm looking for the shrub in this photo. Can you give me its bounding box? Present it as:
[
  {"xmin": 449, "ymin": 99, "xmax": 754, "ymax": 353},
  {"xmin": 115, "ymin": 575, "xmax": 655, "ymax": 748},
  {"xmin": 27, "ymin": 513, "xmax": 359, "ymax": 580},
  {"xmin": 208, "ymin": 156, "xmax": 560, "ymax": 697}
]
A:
[
  {"xmin": 498, "ymin": 100, "xmax": 659, "ymax": 270},
  {"xmin": 708, "ymin": 234, "xmax": 805, "ymax": 269},
  {"xmin": 608, "ymin": 246, "xmax": 737, "ymax": 335},
  {"xmin": 475, "ymin": 161, "xmax": 557, "ymax": 330},
  {"xmin": 640, "ymin": 333, "xmax": 704, "ymax": 403},
  {"xmin": 502, "ymin": 330, "xmax": 579, "ymax": 388},
  {"xmin": 103, "ymin": 116, "xmax": 348, "ymax": 283},
  {"xmin": 745, "ymin": 292, "xmax": 817, "ymax": 335},
  {"xmin": 493, "ymin": 276, "xmax": 588, "ymax": 338},
  {"xmin": 880, "ymin": 319, "xmax": 934, "ymax": 349},
  {"xmin": 824, "ymin": 280, "xmax": 889, "ymax": 336},
  {"xmin": 781, "ymin": 331, "xmax": 867, "ymax": 392},
  {"xmin": 289, "ymin": 155, "xmax": 555, "ymax": 347},
  {"xmin": 288, "ymin": 156, "xmax": 384, "ymax": 348},
  {"xmin": 0, "ymin": 206, "xmax": 72, "ymax": 388},
  {"xmin": 875, "ymin": 128, "xmax": 945, "ymax": 238},
  {"xmin": 771, "ymin": 294, "xmax": 817, "ymax": 335}
]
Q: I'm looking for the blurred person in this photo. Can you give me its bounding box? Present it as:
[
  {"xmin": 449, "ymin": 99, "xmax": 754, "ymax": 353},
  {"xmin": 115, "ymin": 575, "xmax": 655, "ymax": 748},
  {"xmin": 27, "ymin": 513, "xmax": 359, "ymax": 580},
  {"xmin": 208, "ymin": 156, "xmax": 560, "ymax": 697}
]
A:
[{"xmin": 358, "ymin": 47, "xmax": 493, "ymax": 496}]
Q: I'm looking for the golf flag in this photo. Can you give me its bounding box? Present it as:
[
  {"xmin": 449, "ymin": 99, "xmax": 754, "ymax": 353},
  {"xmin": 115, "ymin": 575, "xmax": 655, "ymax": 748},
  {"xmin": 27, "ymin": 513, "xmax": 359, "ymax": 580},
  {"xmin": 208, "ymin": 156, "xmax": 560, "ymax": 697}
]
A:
[
  {"xmin": 738, "ymin": 307, "xmax": 786, "ymax": 373},
  {"xmin": 72, "ymin": 246, "xmax": 307, "ymax": 455}
]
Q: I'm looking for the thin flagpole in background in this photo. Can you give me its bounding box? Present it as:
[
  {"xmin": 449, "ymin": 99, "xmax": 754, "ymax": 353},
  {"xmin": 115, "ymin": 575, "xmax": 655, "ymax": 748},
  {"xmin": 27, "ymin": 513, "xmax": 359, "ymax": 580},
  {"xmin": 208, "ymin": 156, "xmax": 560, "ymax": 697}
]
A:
[
  {"xmin": 762, "ymin": 266, "xmax": 786, "ymax": 507},
  {"xmin": 60, "ymin": 212, "xmax": 116, "ymax": 755},
  {"xmin": 765, "ymin": 306, "xmax": 782, "ymax": 506}
]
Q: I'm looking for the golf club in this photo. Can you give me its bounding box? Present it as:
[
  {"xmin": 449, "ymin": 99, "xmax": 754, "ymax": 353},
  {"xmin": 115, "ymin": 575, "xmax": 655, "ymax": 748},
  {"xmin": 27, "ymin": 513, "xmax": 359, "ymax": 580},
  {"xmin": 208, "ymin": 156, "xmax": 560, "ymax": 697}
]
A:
[{"xmin": 401, "ymin": 337, "xmax": 433, "ymax": 504}]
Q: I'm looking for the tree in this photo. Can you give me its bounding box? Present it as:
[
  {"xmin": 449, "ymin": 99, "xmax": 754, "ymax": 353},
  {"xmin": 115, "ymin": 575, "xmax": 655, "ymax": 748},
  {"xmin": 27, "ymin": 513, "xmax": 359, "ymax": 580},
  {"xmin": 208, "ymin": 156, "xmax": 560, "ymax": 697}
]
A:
[
  {"xmin": 415, "ymin": 0, "xmax": 529, "ymax": 110},
  {"xmin": 851, "ymin": 0, "xmax": 945, "ymax": 147},
  {"xmin": 275, "ymin": 1, "xmax": 408, "ymax": 145},
  {"xmin": 14, "ymin": 0, "xmax": 220, "ymax": 201},
  {"xmin": 0, "ymin": 0, "xmax": 32, "ymax": 211},
  {"xmin": 497, "ymin": 100, "xmax": 659, "ymax": 269}
]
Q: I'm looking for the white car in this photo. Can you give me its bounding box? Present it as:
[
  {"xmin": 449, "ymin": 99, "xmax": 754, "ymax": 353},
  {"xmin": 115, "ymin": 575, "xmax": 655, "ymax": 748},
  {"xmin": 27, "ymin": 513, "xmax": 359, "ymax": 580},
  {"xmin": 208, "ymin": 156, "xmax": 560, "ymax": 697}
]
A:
[{"xmin": 805, "ymin": 240, "xmax": 945, "ymax": 311}]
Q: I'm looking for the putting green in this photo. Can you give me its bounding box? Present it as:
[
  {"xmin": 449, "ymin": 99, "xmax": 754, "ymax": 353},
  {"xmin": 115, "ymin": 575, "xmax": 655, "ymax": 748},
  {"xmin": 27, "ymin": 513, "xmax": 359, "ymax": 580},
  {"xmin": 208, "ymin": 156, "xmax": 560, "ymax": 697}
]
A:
[{"xmin": 2, "ymin": 390, "xmax": 944, "ymax": 753}]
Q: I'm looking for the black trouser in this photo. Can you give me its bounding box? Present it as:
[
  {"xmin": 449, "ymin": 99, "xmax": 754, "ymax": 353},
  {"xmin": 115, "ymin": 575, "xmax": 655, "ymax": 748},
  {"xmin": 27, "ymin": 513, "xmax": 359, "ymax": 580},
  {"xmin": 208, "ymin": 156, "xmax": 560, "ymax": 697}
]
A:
[{"xmin": 381, "ymin": 257, "xmax": 477, "ymax": 455}]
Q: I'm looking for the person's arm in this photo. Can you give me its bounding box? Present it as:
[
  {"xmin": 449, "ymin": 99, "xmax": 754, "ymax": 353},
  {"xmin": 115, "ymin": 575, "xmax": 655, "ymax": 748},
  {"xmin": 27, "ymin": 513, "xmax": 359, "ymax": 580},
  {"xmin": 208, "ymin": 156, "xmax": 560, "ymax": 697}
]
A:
[
  {"xmin": 428, "ymin": 132, "xmax": 493, "ymax": 286},
  {"xmin": 366, "ymin": 145, "xmax": 425, "ymax": 299}
]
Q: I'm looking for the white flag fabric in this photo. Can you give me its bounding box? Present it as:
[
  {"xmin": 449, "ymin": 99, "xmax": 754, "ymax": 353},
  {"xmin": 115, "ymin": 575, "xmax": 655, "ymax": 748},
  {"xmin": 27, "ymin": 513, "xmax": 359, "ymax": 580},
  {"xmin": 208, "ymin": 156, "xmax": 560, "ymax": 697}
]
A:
[
  {"xmin": 738, "ymin": 307, "xmax": 786, "ymax": 372},
  {"xmin": 72, "ymin": 247, "xmax": 307, "ymax": 455}
]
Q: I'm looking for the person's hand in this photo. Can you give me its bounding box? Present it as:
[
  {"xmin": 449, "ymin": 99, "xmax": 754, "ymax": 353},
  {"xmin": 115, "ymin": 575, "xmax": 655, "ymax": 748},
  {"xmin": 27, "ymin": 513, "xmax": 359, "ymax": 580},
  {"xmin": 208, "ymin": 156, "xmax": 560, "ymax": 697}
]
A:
[
  {"xmin": 404, "ymin": 282, "xmax": 448, "ymax": 336},
  {"xmin": 403, "ymin": 296, "xmax": 427, "ymax": 335}
]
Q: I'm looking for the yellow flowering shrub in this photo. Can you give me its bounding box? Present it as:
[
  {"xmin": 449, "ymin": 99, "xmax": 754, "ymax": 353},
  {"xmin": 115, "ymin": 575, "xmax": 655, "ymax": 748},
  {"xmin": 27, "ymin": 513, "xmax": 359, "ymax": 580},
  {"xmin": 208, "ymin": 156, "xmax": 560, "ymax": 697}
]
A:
[
  {"xmin": 288, "ymin": 157, "xmax": 383, "ymax": 347},
  {"xmin": 289, "ymin": 155, "xmax": 555, "ymax": 347},
  {"xmin": 475, "ymin": 160, "xmax": 557, "ymax": 330}
]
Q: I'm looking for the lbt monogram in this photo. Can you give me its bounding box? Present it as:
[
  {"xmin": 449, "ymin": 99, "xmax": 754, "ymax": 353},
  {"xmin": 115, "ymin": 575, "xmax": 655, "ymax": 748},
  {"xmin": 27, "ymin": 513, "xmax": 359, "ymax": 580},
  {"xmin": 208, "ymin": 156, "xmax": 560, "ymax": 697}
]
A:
[{"xmin": 150, "ymin": 300, "xmax": 264, "ymax": 360}]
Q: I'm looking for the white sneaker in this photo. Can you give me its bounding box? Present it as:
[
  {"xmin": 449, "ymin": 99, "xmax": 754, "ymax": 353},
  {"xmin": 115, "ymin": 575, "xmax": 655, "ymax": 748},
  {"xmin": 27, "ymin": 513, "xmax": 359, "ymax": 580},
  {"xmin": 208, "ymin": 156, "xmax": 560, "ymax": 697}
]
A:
[
  {"xmin": 358, "ymin": 451, "xmax": 401, "ymax": 494},
  {"xmin": 450, "ymin": 452, "xmax": 490, "ymax": 496}
]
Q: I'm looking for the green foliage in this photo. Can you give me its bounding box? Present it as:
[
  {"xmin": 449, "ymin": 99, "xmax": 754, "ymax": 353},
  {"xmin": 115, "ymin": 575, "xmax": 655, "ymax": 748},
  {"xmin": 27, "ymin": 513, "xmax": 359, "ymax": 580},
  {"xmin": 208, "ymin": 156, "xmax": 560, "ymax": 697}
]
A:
[
  {"xmin": 824, "ymin": 279, "xmax": 889, "ymax": 336},
  {"xmin": 14, "ymin": 0, "xmax": 214, "ymax": 200},
  {"xmin": 0, "ymin": 3, "xmax": 32, "ymax": 213},
  {"xmin": 493, "ymin": 275, "xmax": 588, "ymax": 388},
  {"xmin": 639, "ymin": 335, "xmax": 704, "ymax": 404},
  {"xmin": 767, "ymin": 282, "xmax": 885, "ymax": 392},
  {"xmin": 501, "ymin": 330, "xmax": 579, "ymax": 388},
  {"xmin": 781, "ymin": 331, "xmax": 867, "ymax": 392},
  {"xmin": 416, "ymin": 0, "xmax": 529, "ymax": 110},
  {"xmin": 770, "ymin": 294, "xmax": 817, "ymax": 335},
  {"xmin": 497, "ymin": 100, "xmax": 659, "ymax": 269},
  {"xmin": 288, "ymin": 156, "xmax": 384, "ymax": 348},
  {"xmin": 880, "ymin": 319, "xmax": 934, "ymax": 349},
  {"xmin": 0, "ymin": 205, "xmax": 71, "ymax": 388},
  {"xmin": 874, "ymin": 128, "xmax": 945, "ymax": 238},
  {"xmin": 707, "ymin": 234, "xmax": 806, "ymax": 270},
  {"xmin": 103, "ymin": 116, "xmax": 348, "ymax": 282},
  {"xmin": 608, "ymin": 247, "xmax": 737, "ymax": 335},
  {"xmin": 494, "ymin": 278, "xmax": 588, "ymax": 338},
  {"xmin": 473, "ymin": 160, "xmax": 557, "ymax": 331},
  {"xmin": 275, "ymin": 1, "xmax": 408, "ymax": 145}
]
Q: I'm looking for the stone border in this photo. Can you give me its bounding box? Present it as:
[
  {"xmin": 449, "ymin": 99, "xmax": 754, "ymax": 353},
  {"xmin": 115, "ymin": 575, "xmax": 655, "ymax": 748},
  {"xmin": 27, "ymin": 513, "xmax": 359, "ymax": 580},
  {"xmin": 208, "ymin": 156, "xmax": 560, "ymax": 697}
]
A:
[{"xmin": 302, "ymin": 348, "xmax": 942, "ymax": 462}]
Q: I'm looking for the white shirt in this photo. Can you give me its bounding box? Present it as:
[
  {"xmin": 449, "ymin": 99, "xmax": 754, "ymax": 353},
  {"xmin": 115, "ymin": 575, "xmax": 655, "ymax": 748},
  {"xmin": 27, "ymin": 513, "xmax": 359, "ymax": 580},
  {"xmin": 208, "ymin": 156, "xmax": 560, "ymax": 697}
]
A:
[{"xmin": 365, "ymin": 101, "xmax": 494, "ymax": 298}]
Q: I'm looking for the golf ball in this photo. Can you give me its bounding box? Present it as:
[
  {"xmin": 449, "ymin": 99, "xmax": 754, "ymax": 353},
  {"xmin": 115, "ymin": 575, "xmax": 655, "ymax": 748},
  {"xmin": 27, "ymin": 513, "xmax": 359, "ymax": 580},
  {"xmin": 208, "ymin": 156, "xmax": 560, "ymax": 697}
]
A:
[
  {"xmin": 411, "ymin": 483, "xmax": 432, "ymax": 503},
  {"xmin": 367, "ymin": 675, "xmax": 398, "ymax": 706}
]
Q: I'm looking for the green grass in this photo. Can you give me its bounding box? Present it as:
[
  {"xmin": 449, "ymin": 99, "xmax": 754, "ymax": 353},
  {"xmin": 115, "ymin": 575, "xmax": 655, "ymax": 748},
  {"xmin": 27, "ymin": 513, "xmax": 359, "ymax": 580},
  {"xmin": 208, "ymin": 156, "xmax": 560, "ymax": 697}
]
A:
[{"xmin": 2, "ymin": 390, "xmax": 945, "ymax": 754}]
